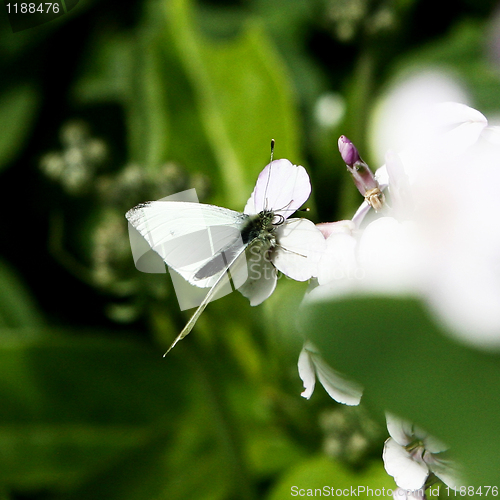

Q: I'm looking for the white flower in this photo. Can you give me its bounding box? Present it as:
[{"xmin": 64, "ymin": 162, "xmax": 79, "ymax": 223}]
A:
[
  {"xmin": 383, "ymin": 413, "xmax": 462, "ymax": 490},
  {"xmin": 368, "ymin": 70, "xmax": 470, "ymax": 166},
  {"xmin": 298, "ymin": 341, "xmax": 363, "ymax": 405},
  {"xmin": 369, "ymin": 104, "xmax": 500, "ymax": 347},
  {"xmin": 238, "ymin": 159, "xmax": 327, "ymax": 305},
  {"xmin": 312, "ymin": 99, "xmax": 500, "ymax": 349}
]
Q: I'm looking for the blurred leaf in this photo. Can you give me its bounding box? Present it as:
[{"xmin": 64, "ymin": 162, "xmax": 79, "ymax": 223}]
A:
[
  {"xmin": 381, "ymin": 20, "xmax": 500, "ymax": 115},
  {"xmin": 267, "ymin": 455, "xmax": 394, "ymax": 499},
  {"xmin": 73, "ymin": 32, "xmax": 134, "ymax": 104},
  {"xmin": 129, "ymin": 33, "xmax": 170, "ymax": 170},
  {"xmin": 73, "ymin": 28, "xmax": 170, "ymax": 170},
  {"xmin": 301, "ymin": 297, "xmax": 500, "ymax": 485},
  {"xmin": 418, "ymin": 20, "xmax": 500, "ymax": 113},
  {"xmin": 0, "ymin": 330, "xmax": 186, "ymax": 491},
  {"xmin": 0, "ymin": 84, "xmax": 39, "ymax": 172},
  {"xmin": 54, "ymin": 436, "xmax": 172, "ymax": 500},
  {"xmin": 160, "ymin": 417, "xmax": 233, "ymax": 500},
  {"xmin": 0, "ymin": 258, "xmax": 43, "ymax": 328},
  {"xmin": 246, "ymin": 429, "xmax": 306, "ymax": 478},
  {"xmin": 73, "ymin": 19, "xmax": 214, "ymax": 178},
  {"xmin": 156, "ymin": 352, "xmax": 247, "ymax": 500},
  {"xmin": 166, "ymin": 0, "xmax": 302, "ymax": 207}
]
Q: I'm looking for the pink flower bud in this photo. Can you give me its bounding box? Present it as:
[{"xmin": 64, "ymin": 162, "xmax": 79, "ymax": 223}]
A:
[
  {"xmin": 338, "ymin": 135, "xmax": 361, "ymax": 166},
  {"xmin": 338, "ymin": 135, "xmax": 385, "ymax": 211}
]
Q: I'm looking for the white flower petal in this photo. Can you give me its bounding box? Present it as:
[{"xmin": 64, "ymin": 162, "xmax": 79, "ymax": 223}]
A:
[
  {"xmin": 316, "ymin": 220, "xmax": 355, "ymax": 239},
  {"xmin": 383, "ymin": 438, "xmax": 429, "ymax": 490},
  {"xmin": 422, "ymin": 434, "xmax": 448, "ymax": 454},
  {"xmin": 385, "ymin": 413, "xmax": 414, "ymax": 446},
  {"xmin": 385, "ymin": 150, "xmax": 413, "ymax": 216},
  {"xmin": 427, "ymin": 457, "xmax": 463, "ymax": 489},
  {"xmin": 298, "ymin": 345, "xmax": 316, "ymax": 399},
  {"xmin": 244, "ymin": 160, "xmax": 311, "ymax": 218},
  {"xmin": 317, "ymin": 231, "xmax": 358, "ymax": 286},
  {"xmin": 351, "ymin": 200, "xmax": 372, "ymax": 227},
  {"xmin": 299, "ymin": 343, "xmax": 362, "ymax": 405},
  {"xmin": 273, "ymin": 219, "xmax": 326, "ymax": 281},
  {"xmin": 358, "ymin": 217, "xmax": 423, "ymax": 294},
  {"xmin": 369, "ymin": 70, "xmax": 470, "ymax": 165},
  {"xmin": 435, "ymin": 102, "xmax": 487, "ymax": 138},
  {"xmin": 311, "ymin": 352, "xmax": 363, "ymax": 405}
]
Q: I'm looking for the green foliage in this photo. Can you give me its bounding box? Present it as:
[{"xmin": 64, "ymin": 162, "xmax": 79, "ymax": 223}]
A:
[
  {"xmin": 0, "ymin": 259, "xmax": 43, "ymax": 328},
  {"xmin": 0, "ymin": 331, "xmax": 184, "ymax": 490},
  {"xmin": 301, "ymin": 296, "xmax": 500, "ymax": 485},
  {"xmin": 1, "ymin": 0, "xmax": 500, "ymax": 498},
  {"xmin": 167, "ymin": 0, "xmax": 301, "ymax": 206},
  {"xmin": 0, "ymin": 84, "xmax": 38, "ymax": 172},
  {"xmin": 377, "ymin": 20, "xmax": 500, "ymax": 115}
]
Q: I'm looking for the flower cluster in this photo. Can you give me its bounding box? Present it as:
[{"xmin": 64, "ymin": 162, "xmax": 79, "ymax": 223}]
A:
[
  {"xmin": 321, "ymin": 104, "xmax": 500, "ymax": 348},
  {"xmin": 295, "ymin": 101, "xmax": 500, "ymax": 492}
]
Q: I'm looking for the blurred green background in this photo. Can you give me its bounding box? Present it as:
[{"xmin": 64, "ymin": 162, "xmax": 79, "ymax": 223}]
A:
[{"xmin": 1, "ymin": 0, "xmax": 500, "ymax": 498}]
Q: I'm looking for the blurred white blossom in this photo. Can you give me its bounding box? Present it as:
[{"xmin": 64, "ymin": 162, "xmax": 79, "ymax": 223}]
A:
[
  {"xmin": 310, "ymin": 99, "xmax": 500, "ymax": 349},
  {"xmin": 368, "ymin": 70, "xmax": 470, "ymax": 165}
]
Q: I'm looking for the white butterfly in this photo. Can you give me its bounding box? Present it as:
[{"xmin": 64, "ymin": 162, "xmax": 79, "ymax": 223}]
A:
[{"xmin": 126, "ymin": 158, "xmax": 326, "ymax": 354}]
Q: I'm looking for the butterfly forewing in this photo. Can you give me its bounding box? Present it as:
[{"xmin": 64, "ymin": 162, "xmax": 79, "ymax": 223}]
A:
[{"xmin": 126, "ymin": 201, "xmax": 249, "ymax": 286}]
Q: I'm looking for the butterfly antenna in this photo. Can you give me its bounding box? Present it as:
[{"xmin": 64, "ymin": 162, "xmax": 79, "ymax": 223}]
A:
[{"xmin": 264, "ymin": 139, "xmax": 275, "ymax": 210}]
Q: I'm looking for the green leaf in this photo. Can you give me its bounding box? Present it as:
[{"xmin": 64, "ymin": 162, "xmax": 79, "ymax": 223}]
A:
[
  {"xmin": 267, "ymin": 456, "xmax": 395, "ymax": 500},
  {"xmin": 300, "ymin": 296, "xmax": 500, "ymax": 485},
  {"xmin": 0, "ymin": 330, "xmax": 186, "ymax": 490},
  {"xmin": 0, "ymin": 84, "xmax": 38, "ymax": 172},
  {"xmin": 127, "ymin": 24, "xmax": 171, "ymax": 170},
  {"xmin": 246, "ymin": 429, "xmax": 306, "ymax": 478},
  {"xmin": 166, "ymin": 0, "xmax": 301, "ymax": 207},
  {"xmin": 54, "ymin": 437, "xmax": 172, "ymax": 500},
  {"xmin": 72, "ymin": 28, "xmax": 170, "ymax": 170},
  {"xmin": 0, "ymin": 258, "xmax": 43, "ymax": 328},
  {"xmin": 377, "ymin": 21, "xmax": 500, "ymax": 117},
  {"xmin": 72, "ymin": 32, "xmax": 134, "ymax": 104}
]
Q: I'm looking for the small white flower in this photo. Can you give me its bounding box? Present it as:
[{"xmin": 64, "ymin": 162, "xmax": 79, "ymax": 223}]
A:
[
  {"xmin": 298, "ymin": 341, "xmax": 363, "ymax": 405},
  {"xmin": 238, "ymin": 159, "xmax": 327, "ymax": 305},
  {"xmin": 383, "ymin": 413, "xmax": 462, "ymax": 490}
]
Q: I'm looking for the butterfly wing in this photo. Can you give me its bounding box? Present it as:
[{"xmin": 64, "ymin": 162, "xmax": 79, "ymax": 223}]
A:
[{"xmin": 126, "ymin": 201, "xmax": 249, "ymax": 287}]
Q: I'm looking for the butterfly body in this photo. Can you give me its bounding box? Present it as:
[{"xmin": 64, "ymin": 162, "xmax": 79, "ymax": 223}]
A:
[
  {"xmin": 241, "ymin": 210, "xmax": 277, "ymax": 244},
  {"xmin": 193, "ymin": 209, "xmax": 278, "ymax": 281}
]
